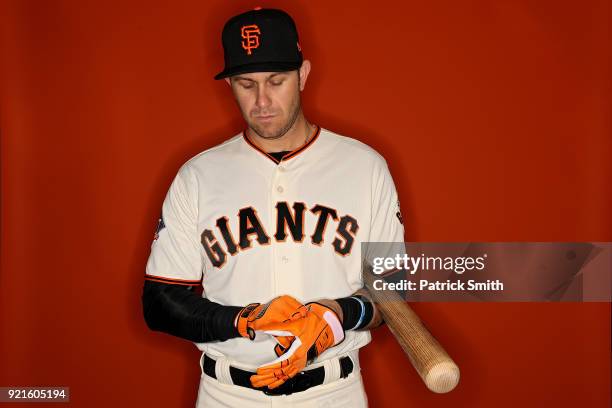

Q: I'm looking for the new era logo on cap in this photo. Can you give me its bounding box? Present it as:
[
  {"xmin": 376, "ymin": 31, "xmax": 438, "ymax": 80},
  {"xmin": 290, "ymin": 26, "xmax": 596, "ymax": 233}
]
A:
[{"xmin": 214, "ymin": 8, "xmax": 303, "ymax": 79}]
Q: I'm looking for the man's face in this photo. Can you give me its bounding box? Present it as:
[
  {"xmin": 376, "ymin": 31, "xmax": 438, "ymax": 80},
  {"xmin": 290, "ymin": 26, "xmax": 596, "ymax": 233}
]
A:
[{"xmin": 227, "ymin": 68, "xmax": 306, "ymax": 140}]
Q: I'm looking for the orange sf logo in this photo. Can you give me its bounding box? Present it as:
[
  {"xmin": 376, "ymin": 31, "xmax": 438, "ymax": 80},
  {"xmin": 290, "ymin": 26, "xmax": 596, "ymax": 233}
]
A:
[{"xmin": 241, "ymin": 25, "xmax": 261, "ymax": 55}]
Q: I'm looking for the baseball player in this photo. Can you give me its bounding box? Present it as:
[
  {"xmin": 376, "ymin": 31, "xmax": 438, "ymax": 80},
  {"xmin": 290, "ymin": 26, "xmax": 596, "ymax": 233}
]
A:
[{"xmin": 142, "ymin": 8, "xmax": 404, "ymax": 407}]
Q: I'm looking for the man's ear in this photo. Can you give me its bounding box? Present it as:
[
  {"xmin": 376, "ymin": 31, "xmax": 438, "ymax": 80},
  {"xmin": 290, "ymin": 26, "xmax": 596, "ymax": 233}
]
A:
[
  {"xmin": 224, "ymin": 78, "xmax": 231, "ymax": 86},
  {"xmin": 298, "ymin": 60, "xmax": 311, "ymax": 91}
]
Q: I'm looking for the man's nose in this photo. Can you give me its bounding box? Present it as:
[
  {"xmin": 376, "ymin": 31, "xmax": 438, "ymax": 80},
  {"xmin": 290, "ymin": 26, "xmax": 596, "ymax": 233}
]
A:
[{"xmin": 255, "ymin": 86, "xmax": 271, "ymax": 109}]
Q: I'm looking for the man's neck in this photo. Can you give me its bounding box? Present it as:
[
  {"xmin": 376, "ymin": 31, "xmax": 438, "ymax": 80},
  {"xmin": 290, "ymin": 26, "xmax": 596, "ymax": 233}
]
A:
[{"xmin": 246, "ymin": 115, "xmax": 313, "ymax": 153}]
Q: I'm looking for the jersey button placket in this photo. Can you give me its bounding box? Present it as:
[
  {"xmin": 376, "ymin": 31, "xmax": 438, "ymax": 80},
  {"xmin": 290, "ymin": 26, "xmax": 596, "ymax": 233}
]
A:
[
  {"xmin": 272, "ymin": 165, "xmax": 289, "ymax": 294},
  {"xmin": 271, "ymin": 165, "xmax": 286, "ymax": 295},
  {"xmin": 273, "ymin": 165, "xmax": 286, "ymax": 197}
]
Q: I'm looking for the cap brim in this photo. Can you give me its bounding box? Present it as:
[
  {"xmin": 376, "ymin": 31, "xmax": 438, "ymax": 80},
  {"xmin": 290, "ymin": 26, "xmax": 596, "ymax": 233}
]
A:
[{"xmin": 214, "ymin": 61, "xmax": 302, "ymax": 80}]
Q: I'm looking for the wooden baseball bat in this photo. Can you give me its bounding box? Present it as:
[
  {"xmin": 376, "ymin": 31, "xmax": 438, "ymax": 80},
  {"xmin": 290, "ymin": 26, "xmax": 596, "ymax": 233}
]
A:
[{"xmin": 363, "ymin": 271, "xmax": 460, "ymax": 393}]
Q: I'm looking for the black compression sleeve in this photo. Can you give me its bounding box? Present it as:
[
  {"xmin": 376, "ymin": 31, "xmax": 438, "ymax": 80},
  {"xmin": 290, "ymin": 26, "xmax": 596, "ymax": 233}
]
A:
[
  {"xmin": 335, "ymin": 295, "xmax": 374, "ymax": 330},
  {"xmin": 142, "ymin": 280, "xmax": 242, "ymax": 342},
  {"xmin": 336, "ymin": 297, "xmax": 362, "ymax": 330}
]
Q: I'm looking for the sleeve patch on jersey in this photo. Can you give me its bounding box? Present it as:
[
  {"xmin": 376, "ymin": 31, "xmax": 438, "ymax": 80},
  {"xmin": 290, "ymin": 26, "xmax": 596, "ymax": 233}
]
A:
[
  {"xmin": 153, "ymin": 215, "xmax": 166, "ymax": 241},
  {"xmin": 396, "ymin": 199, "xmax": 403, "ymax": 225}
]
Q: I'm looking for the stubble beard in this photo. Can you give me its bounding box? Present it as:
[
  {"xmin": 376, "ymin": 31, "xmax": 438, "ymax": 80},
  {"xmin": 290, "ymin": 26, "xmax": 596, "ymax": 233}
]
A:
[{"xmin": 248, "ymin": 98, "xmax": 302, "ymax": 141}]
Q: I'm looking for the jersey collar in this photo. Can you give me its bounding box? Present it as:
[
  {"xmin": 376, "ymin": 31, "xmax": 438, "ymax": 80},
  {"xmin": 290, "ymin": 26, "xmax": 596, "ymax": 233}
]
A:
[{"xmin": 243, "ymin": 125, "xmax": 321, "ymax": 165}]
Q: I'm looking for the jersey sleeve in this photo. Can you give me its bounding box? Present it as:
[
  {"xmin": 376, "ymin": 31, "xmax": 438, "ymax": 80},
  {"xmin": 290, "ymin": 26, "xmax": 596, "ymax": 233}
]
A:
[
  {"xmin": 145, "ymin": 165, "xmax": 203, "ymax": 286},
  {"xmin": 365, "ymin": 157, "xmax": 406, "ymax": 267}
]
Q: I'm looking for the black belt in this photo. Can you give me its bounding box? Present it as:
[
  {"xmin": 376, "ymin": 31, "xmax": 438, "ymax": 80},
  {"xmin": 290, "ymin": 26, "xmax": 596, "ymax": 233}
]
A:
[{"xmin": 202, "ymin": 354, "xmax": 354, "ymax": 396}]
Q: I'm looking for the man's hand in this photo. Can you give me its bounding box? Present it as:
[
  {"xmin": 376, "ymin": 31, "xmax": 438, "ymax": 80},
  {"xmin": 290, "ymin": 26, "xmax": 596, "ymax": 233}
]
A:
[
  {"xmin": 250, "ymin": 302, "xmax": 344, "ymax": 389},
  {"xmin": 235, "ymin": 295, "xmax": 307, "ymax": 340},
  {"xmin": 271, "ymin": 298, "xmax": 344, "ymax": 356}
]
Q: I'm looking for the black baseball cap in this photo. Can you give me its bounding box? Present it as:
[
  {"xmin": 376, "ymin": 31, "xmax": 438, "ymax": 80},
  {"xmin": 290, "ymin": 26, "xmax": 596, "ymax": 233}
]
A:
[{"xmin": 214, "ymin": 8, "xmax": 303, "ymax": 80}]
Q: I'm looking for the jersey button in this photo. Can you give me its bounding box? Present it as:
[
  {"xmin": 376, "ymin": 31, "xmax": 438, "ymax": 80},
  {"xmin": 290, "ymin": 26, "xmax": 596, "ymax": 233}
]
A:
[{"xmin": 276, "ymin": 185, "xmax": 284, "ymax": 193}]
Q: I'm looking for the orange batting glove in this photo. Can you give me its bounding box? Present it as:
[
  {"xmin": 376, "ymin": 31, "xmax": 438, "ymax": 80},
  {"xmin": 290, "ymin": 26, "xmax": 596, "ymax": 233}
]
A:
[
  {"xmin": 250, "ymin": 302, "xmax": 345, "ymax": 389},
  {"xmin": 235, "ymin": 295, "xmax": 307, "ymax": 340},
  {"xmin": 273, "ymin": 335, "xmax": 294, "ymax": 357}
]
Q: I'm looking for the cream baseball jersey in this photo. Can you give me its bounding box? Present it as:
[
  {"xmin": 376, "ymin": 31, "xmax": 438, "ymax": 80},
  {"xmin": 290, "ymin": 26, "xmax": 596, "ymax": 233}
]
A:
[{"xmin": 145, "ymin": 126, "xmax": 404, "ymax": 369}]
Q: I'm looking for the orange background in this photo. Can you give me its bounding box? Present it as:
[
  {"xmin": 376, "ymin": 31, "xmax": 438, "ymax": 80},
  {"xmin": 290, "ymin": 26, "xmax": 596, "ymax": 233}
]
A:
[{"xmin": 1, "ymin": 0, "xmax": 610, "ymax": 407}]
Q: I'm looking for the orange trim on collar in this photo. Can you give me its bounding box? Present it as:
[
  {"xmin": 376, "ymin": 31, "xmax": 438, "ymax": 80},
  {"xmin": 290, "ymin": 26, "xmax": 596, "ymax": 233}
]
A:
[
  {"xmin": 243, "ymin": 125, "xmax": 321, "ymax": 164},
  {"xmin": 145, "ymin": 274, "xmax": 201, "ymax": 286},
  {"xmin": 283, "ymin": 126, "xmax": 321, "ymax": 161}
]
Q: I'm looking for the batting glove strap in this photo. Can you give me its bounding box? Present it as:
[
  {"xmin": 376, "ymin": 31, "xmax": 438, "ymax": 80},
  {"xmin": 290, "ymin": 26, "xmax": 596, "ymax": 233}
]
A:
[
  {"xmin": 235, "ymin": 295, "xmax": 308, "ymax": 340},
  {"xmin": 236, "ymin": 303, "xmax": 260, "ymax": 340}
]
